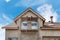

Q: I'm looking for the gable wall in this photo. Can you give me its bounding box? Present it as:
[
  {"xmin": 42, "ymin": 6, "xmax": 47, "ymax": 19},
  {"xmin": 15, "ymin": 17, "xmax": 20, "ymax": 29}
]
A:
[
  {"xmin": 16, "ymin": 19, "xmax": 21, "ymax": 30},
  {"xmin": 38, "ymin": 18, "xmax": 43, "ymax": 27},
  {"xmin": 22, "ymin": 12, "xmax": 37, "ymax": 17},
  {"xmin": 16, "ymin": 11, "xmax": 43, "ymax": 30}
]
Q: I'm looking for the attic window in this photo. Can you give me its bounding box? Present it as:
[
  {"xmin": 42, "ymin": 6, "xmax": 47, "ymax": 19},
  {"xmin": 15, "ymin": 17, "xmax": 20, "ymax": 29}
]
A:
[
  {"xmin": 21, "ymin": 17, "xmax": 38, "ymax": 30},
  {"xmin": 31, "ymin": 21, "xmax": 38, "ymax": 29},
  {"xmin": 21, "ymin": 20, "xmax": 28, "ymax": 29}
]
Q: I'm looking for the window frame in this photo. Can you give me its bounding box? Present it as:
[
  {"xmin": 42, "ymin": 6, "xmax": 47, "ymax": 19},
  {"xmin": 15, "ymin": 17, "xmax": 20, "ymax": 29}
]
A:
[
  {"xmin": 21, "ymin": 21, "xmax": 28, "ymax": 29},
  {"xmin": 31, "ymin": 21, "xmax": 38, "ymax": 29},
  {"xmin": 9, "ymin": 37, "xmax": 18, "ymax": 40}
]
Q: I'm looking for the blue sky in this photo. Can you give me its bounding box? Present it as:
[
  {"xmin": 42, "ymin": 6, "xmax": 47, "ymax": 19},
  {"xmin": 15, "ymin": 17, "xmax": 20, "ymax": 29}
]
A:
[{"xmin": 0, "ymin": 0, "xmax": 60, "ymax": 40}]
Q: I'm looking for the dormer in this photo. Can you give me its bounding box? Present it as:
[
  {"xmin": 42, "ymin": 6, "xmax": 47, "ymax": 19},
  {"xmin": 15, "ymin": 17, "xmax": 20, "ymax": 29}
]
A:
[{"xmin": 14, "ymin": 8, "xmax": 45, "ymax": 32}]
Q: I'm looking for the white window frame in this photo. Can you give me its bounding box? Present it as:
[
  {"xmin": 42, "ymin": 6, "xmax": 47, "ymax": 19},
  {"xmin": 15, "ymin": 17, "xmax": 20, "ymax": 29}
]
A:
[
  {"xmin": 31, "ymin": 21, "xmax": 38, "ymax": 29},
  {"xmin": 21, "ymin": 21, "xmax": 28, "ymax": 29}
]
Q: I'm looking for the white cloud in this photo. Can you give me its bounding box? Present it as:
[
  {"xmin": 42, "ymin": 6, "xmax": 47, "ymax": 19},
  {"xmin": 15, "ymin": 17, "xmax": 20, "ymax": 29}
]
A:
[
  {"xmin": 5, "ymin": 0, "xmax": 10, "ymax": 2},
  {"xmin": 2, "ymin": 13, "xmax": 13, "ymax": 23},
  {"xmin": 37, "ymin": 4, "xmax": 58, "ymax": 22},
  {"xmin": 15, "ymin": 0, "xmax": 48, "ymax": 7}
]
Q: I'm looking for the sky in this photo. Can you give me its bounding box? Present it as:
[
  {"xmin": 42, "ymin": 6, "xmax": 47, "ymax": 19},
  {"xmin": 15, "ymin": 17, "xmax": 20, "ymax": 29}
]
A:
[{"xmin": 0, "ymin": 0, "xmax": 60, "ymax": 40}]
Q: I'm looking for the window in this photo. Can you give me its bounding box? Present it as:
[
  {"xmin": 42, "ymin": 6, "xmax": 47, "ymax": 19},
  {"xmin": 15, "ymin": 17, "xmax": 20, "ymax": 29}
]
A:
[
  {"xmin": 21, "ymin": 21, "xmax": 28, "ymax": 29},
  {"xmin": 21, "ymin": 18, "xmax": 38, "ymax": 30},
  {"xmin": 9, "ymin": 38, "xmax": 18, "ymax": 40},
  {"xmin": 31, "ymin": 21, "xmax": 38, "ymax": 29}
]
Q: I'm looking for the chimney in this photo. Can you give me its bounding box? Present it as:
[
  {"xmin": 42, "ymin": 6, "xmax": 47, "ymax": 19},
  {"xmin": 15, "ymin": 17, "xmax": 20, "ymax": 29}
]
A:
[{"xmin": 50, "ymin": 16, "xmax": 53, "ymax": 23}]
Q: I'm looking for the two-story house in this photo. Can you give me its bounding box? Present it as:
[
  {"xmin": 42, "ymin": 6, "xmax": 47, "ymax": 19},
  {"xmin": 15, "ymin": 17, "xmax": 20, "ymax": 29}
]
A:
[{"xmin": 2, "ymin": 8, "xmax": 60, "ymax": 40}]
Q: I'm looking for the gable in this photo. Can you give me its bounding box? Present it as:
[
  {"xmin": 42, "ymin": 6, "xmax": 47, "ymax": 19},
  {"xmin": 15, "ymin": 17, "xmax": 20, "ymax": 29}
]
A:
[
  {"xmin": 22, "ymin": 11, "xmax": 37, "ymax": 17},
  {"xmin": 14, "ymin": 8, "xmax": 45, "ymax": 21}
]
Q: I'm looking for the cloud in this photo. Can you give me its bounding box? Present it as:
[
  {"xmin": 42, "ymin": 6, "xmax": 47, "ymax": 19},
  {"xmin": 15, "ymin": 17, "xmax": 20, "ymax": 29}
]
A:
[
  {"xmin": 5, "ymin": 0, "xmax": 10, "ymax": 3},
  {"xmin": 15, "ymin": 0, "xmax": 48, "ymax": 7},
  {"xmin": 2, "ymin": 13, "xmax": 13, "ymax": 23},
  {"xmin": 37, "ymin": 4, "xmax": 58, "ymax": 22}
]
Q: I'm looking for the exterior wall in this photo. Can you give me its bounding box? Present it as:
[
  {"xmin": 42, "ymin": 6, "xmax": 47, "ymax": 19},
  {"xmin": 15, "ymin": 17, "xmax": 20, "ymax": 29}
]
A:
[
  {"xmin": 40, "ymin": 30, "xmax": 60, "ymax": 36},
  {"xmin": 39, "ymin": 30, "xmax": 60, "ymax": 40},
  {"xmin": 21, "ymin": 32, "xmax": 38, "ymax": 40},
  {"xmin": 42, "ymin": 37, "xmax": 60, "ymax": 40},
  {"xmin": 6, "ymin": 29, "xmax": 60, "ymax": 40},
  {"xmin": 38, "ymin": 18, "xmax": 43, "ymax": 27},
  {"xmin": 16, "ymin": 18, "xmax": 21, "ymax": 30},
  {"xmin": 6, "ymin": 30, "xmax": 21, "ymax": 40}
]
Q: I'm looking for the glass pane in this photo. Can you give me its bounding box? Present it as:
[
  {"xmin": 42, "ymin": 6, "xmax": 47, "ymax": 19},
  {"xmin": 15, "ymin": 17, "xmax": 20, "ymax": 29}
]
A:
[
  {"xmin": 23, "ymin": 23, "xmax": 27, "ymax": 26},
  {"xmin": 9, "ymin": 38, "xmax": 18, "ymax": 40},
  {"xmin": 32, "ymin": 23, "xmax": 37, "ymax": 26}
]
